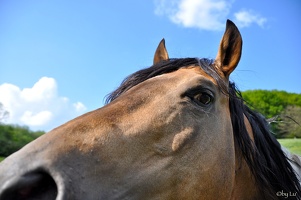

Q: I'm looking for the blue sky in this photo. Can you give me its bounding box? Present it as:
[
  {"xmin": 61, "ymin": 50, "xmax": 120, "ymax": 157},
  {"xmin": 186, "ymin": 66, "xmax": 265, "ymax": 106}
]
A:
[{"xmin": 0, "ymin": 0, "xmax": 300, "ymax": 131}]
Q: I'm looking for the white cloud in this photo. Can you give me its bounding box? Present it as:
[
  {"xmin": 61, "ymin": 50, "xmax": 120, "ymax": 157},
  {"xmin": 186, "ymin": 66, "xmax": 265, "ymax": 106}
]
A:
[
  {"xmin": 154, "ymin": 0, "xmax": 267, "ymax": 31},
  {"xmin": 172, "ymin": 0, "xmax": 231, "ymax": 31},
  {"xmin": 21, "ymin": 110, "xmax": 53, "ymax": 126},
  {"xmin": 0, "ymin": 77, "xmax": 87, "ymax": 131},
  {"xmin": 154, "ymin": 0, "xmax": 178, "ymax": 16},
  {"xmin": 21, "ymin": 77, "xmax": 57, "ymax": 102},
  {"xmin": 234, "ymin": 10, "xmax": 267, "ymax": 28},
  {"xmin": 155, "ymin": 0, "xmax": 230, "ymax": 31},
  {"xmin": 73, "ymin": 102, "xmax": 87, "ymax": 112}
]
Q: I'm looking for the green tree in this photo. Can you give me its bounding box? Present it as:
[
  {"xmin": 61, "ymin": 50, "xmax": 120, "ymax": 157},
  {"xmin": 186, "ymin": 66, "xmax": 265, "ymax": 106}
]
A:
[
  {"xmin": 242, "ymin": 90, "xmax": 301, "ymax": 138},
  {"xmin": 275, "ymin": 106, "xmax": 301, "ymax": 138},
  {"xmin": 0, "ymin": 124, "xmax": 44, "ymax": 157}
]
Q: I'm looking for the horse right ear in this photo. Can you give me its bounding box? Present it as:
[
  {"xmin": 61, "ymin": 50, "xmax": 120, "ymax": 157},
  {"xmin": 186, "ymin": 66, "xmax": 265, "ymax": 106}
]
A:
[
  {"xmin": 215, "ymin": 20, "xmax": 242, "ymax": 79},
  {"xmin": 153, "ymin": 38, "xmax": 169, "ymax": 65}
]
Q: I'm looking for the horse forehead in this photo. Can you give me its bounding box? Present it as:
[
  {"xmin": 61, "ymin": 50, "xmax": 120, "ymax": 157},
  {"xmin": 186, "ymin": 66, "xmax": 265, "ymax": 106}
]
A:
[{"xmin": 157, "ymin": 66, "xmax": 217, "ymax": 86}]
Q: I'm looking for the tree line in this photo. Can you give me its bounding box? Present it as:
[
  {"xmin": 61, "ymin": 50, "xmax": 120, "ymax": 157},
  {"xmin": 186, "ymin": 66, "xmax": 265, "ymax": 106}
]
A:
[
  {"xmin": 242, "ymin": 90, "xmax": 301, "ymax": 138},
  {"xmin": 0, "ymin": 124, "xmax": 44, "ymax": 157}
]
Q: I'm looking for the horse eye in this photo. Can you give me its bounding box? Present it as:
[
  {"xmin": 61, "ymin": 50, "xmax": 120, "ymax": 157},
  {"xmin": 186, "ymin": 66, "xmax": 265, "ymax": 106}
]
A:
[{"xmin": 194, "ymin": 93, "xmax": 212, "ymax": 106}]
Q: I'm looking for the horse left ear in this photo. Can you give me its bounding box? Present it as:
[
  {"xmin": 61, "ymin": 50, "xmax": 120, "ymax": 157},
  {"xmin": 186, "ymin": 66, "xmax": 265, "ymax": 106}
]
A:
[
  {"xmin": 153, "ymin": 38, "xmax": 169, "ymax": 65},
  {"xmin": 215, "ymin": 20, "xmax": 242, "ymax": 78}
]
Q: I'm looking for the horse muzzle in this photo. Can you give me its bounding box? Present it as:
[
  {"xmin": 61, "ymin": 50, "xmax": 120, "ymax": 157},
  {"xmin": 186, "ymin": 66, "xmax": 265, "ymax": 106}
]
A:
[{"xmin": 0, "ymin": 168, "xmax": 64, "ymax": 200}]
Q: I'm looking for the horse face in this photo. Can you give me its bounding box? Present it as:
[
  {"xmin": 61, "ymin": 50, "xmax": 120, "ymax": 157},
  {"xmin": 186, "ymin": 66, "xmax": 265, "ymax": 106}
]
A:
[
  {"xmin": 0, "ymin": 20, "xmax": 242, "ymax": 200},
  {"xmin": 0, "ymin": 66, "xmax": 236, "ymax": 199}
]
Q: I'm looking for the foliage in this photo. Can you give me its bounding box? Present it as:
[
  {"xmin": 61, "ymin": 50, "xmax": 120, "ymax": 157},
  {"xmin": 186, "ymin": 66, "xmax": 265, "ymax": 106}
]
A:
[
  {"xmin": 0, "ymin": 124, "xmax": 44, "ymax": 157},
  {"xmin": 275, "ymin": 106, "xmax": 301, "ymax": 138},
  {"xmin": 242, "ymin": 90, "xmax": 301, "ymax": 138},
  {"xmin": 242, "ymin": 90, "xmax": 301, "ymax": 118}
]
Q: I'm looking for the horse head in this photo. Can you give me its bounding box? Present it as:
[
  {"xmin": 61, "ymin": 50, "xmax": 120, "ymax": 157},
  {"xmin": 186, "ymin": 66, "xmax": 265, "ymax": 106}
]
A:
[{"xmin": 0, "ymin": 20, "xmax": 300, "ymax": 200}]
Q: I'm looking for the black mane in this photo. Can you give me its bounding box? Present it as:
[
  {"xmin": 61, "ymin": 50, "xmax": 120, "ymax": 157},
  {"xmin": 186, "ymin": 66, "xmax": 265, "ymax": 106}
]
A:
[
  {"xmin": 106, "ymin": 58, "xmax": 301, "ymax": 199},
  {"xmin": 229, "ymin": 83, "xmax": 301, "ymax": 199}
]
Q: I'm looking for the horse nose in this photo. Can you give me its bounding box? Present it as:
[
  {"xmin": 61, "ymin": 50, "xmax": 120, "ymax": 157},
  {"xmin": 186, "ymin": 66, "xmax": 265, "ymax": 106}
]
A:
[{"xmin": 0, "ymin": 170, "xmax": 58, "ymax": 200}]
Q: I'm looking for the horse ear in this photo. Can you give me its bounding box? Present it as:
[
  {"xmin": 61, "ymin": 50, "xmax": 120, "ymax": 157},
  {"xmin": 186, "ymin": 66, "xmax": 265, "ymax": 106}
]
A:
[
  {"xmin": 153, "ymin": 38, "xmax": 169, "ymax": 65},
  {"xmin": 215, "ymin": 20, "xmax": 242, "ymax": 78}
]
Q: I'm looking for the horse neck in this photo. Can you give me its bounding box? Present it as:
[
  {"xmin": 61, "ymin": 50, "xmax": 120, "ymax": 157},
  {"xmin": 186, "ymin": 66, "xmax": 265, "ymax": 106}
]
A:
[
  {"xmin": 231, "ymin": 146, "xmax": 261, "ymax": 199},
  {"xmin": 231, "ymin": 115, "xmax": 261, "ymax": 199}
]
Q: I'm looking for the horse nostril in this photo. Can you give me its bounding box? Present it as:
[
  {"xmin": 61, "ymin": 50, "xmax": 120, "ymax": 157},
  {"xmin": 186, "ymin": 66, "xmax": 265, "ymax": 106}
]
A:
[{"xmin": 0, "ymin": 170, "xmax": 58, "ymax": 200}]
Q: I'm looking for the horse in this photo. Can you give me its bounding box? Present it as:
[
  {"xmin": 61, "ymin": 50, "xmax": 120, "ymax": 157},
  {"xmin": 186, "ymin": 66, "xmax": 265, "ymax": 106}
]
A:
[{"xmin": 0, "ymin": 20, "xmax": 300, "ymax": 200}]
